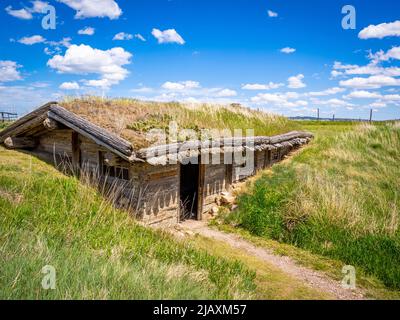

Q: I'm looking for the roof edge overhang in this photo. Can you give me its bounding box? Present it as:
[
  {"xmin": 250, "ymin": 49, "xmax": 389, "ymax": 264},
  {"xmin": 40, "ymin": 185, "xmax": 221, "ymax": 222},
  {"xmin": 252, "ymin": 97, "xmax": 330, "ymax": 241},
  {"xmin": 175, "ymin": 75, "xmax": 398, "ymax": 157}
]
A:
[{"xmin": 0, "ymin": 102, "xmax": 137, "ymax": 162}]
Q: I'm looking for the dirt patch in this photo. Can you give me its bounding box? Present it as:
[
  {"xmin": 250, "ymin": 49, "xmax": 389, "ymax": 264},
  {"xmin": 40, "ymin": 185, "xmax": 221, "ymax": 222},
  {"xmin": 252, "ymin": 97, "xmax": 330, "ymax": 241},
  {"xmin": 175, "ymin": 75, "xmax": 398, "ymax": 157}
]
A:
[
  {"xmin": 0, "ymin": 189, "xmax": 23, "ymax": 205},
  {"xmin": 173, "ymin": 220, "xmax": 366, "ymax": 300}
]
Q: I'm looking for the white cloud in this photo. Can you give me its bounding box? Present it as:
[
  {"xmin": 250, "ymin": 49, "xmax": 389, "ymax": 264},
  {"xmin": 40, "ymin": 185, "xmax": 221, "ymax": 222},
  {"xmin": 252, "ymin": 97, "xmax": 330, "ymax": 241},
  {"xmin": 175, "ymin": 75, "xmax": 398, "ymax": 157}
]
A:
[
  {"xmin": 78, "ymin": 27, "xmax": 95, "ymax": 35},
  {"xmin": 242, "ymin": 82, "xmax": 284, "ymax": 90},
  {"xmin": 267, "ymin": 10, "xmax": 278, "ymax": 18},
  {"xmin": 331, "ymin": 58, "xmax": 400, "ymax": 78},
  {"xmin": 215, "ymin": 89, "xmax": 237, "ymax": 97},
  {"xmin": 5, "ymin": 6, "xmax": 33, "ymax": 19},
  {"xmin": 280, "ymin": 47, "xmax": 296, "ymax": 54},
  {"xmin": 30, "ymin": 81, "xmax": 50, "ymax": 88},
  {"xmin": 331, "ymin": 70, "xmax": 344, "ymax": 78},
  {"xmin": 369, "ymin": 46, "xmax": 400, "ymax": 63},
  {"xmin": 369, "ymin": 101, "xmax": 387, "ymax": 108},
  {"xmin": 135, "ymin": 34, "xmax": 146, "ymax": 42},
  {"xmin": 47, "ymin": 44, "xmax": 132, "ymax": 88},
  {"xmin": 308, "ymin": 87, "xmax": 345, "ymax": 96},
  {"xmin": 113, "ymin": 32, "xmax": 133, "ymax": 41},
  {"xmin": 251, "ymin": 92, "xmax": 307, "ymax": 108},
  {"xmin": 59, "ymin": 81, "xmax": 80, "ymax": 90},
  {"xmin": 359, "ymin": 21, "xmax": 400, "ymax": 39},
  {"xmin": 0, "ymin": 61, "xmax": 22, "ymax": 82},
  {"xmin": 314, "ymin": 98, "xmax": 353, "ymax": 107},
  {"xmin": 344, "ymin": 90, "xmax": 382, "ymax": 99},
  {"xmin": 333, "ymin": 61, "xmax": 358, "ymax": 70},
  {"xmin": 287, "ymin": 74, "xmax": 306, "ymax": 89},
  {"xmin": 5, "ymin": 1, "xmax": 49, "ymax": 19},
  {"xmin": 18, "ymin": 35, "xmax": 46, "ymax": 45},
  {"xmin": 81, "ymin": 79, "xmax": 111, "ymax": 88},
  {"xmin": 162, "ymin": 81, "xmax": 200, "ymax": 90},
  {"xmin": 58, "ymin": 0, "xmax": 122, "ymax": 19},
  {"xmin": 131, "ymin": 87, "xmax": 153, "ymax": 93},
  {"xmin": 383, "ymin": 94, "xmax": 400, "ymax": 101},
  {"xmin": 47, "ymin": 37, "xmax": 72, "ymax": 48},
  {"xmin": 152, "ymin": 28, "xmax": 185, "ymax": 45},
  {"xmin": 339, "ymin": 75, "xmax": 400, "ymax": 89},
  {"xmin": 31, "ymin": 1, "xmax": 49, "ymax": 13}
]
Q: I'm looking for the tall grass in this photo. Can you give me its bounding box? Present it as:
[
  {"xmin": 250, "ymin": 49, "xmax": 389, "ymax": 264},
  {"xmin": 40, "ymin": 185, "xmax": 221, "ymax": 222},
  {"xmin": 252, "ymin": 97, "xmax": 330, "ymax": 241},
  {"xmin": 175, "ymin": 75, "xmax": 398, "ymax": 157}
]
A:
[
  {"xmin": 0, "ymin": 148, "xmax": 256, "ymax": 299},
  {"xmin": 60, "ymin": 97, "xmax": 299, "ymax": 148},
  {"xmin": 227, "ymin": 122, "xmax": 400, "ymax": 289}
]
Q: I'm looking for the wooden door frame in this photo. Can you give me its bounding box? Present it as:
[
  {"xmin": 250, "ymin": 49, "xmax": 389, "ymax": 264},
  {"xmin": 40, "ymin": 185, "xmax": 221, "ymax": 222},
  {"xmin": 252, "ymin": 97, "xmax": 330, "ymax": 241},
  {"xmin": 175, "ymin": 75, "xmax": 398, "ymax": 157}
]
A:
[
  {"xmin": 196, "ymin": 162, "xmax": 205, "ymax": 221},
  {"xmin": 178, "ymin": 160, "xmax": 205, "ymax": 222}
]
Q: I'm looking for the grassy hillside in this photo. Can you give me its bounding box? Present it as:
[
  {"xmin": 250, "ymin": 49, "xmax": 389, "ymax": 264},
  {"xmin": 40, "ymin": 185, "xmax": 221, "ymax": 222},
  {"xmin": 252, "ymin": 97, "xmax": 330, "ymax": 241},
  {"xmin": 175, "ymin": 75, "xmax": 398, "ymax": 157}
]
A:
[
  {"xmin": 0, "ymin": 148, "xmax": 258, "ymax": 299},
  {"xmin": 225, "ymin": 122, "xmax": 400, "ymax": 290},
  {"xmin": 60, "ymin": 97, "xmax": 300, "ymax": 148},
  {"xmin": 0, "ymin": 147, "xmax": 331, "ymax": 299}
]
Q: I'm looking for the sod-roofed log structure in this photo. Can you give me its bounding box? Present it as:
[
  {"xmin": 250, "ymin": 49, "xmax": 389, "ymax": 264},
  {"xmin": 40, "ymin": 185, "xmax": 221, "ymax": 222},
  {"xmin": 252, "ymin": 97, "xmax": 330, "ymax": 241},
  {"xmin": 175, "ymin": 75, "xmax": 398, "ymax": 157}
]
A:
[{"xmin": 0, "ymin": 102, "xmax": 313, "ymax": 225}]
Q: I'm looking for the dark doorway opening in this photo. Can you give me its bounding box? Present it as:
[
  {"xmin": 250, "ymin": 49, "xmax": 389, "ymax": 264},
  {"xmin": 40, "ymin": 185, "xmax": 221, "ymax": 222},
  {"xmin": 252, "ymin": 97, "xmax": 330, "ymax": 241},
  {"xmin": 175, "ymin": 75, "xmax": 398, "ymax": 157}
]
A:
[{"xmin": 180, "ymin": 163, "xmax": 200, "ymax": 221}]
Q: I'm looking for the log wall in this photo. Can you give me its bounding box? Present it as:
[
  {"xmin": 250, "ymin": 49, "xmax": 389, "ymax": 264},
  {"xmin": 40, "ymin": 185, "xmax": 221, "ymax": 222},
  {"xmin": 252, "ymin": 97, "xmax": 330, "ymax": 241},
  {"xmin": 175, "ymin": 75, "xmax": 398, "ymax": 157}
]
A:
[
  {"xmin": 24, "ymin": 127, "xmax": 309, "ymax": 225},
  {"xmin": 201, "ymin": 163, "xmax": 229, "ymax": 218}
]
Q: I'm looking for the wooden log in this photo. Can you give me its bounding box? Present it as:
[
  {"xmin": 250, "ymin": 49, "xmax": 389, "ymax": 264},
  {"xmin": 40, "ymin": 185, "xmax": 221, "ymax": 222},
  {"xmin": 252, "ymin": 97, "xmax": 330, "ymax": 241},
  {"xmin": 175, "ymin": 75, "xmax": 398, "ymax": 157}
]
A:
[
  {"xmin": 4, "ymin": 136, "xmax": 38, "ymax": 149},
  {"xmin": 0, "ymin": 101, "xmax": 57, "ymax": 142},
  {"xmin": 137, "ymin": 131, "xmax": 313, "ymax": 160},
  {"xmin": 43, "ymin": 118, "xmax": 59, "ymax": 131}
]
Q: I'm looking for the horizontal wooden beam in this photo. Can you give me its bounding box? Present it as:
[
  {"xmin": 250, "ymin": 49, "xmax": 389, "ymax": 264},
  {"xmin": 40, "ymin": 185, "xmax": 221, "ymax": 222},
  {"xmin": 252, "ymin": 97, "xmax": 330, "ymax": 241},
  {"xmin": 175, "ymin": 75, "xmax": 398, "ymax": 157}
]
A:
[
  {"xmin": 4, "ymin": 136, "xmax": 38, "ymax": 149},
  {"xmin": 137, "ymin": 131, "xmax": 313, "ymax": 159}
]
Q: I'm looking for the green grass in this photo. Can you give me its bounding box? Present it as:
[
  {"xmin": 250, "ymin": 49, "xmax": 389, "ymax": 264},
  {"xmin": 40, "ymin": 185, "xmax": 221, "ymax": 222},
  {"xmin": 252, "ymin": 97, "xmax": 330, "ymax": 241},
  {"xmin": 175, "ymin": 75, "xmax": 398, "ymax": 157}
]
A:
[
  {"xmin": 0, "ymin": 148, "xmax": 256, "ymax": 299},
  {"xmin": 225, "ymin": 122, "xmax": 400, "ymax": 291},
  {"xmin": 0, "ymin": 122, "xmax": 10, "ymax": 130}
]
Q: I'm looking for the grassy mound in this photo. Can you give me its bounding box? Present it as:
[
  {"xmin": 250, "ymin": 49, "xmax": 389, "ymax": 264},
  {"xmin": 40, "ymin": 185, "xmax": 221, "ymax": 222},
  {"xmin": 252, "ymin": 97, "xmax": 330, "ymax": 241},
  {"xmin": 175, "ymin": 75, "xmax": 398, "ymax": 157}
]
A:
[
  {"xmin": 0, "ymin": 148, "xmax": 256, "ymax": 299},
  {"xmin": 227, "ymin": 122, "xmax": 400, "ymax": 289},
  {"xmin": 60, "ymin": 97, "xmax": 299, "ymax": 148}
]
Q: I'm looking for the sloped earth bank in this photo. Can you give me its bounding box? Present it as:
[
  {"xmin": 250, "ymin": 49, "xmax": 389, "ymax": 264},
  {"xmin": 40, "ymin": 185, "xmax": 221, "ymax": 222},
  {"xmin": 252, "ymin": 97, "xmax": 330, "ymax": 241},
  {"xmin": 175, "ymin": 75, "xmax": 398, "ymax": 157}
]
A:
[{"xmin": 167, "ymin": 221, "xmax": 366, "ymax": 300}]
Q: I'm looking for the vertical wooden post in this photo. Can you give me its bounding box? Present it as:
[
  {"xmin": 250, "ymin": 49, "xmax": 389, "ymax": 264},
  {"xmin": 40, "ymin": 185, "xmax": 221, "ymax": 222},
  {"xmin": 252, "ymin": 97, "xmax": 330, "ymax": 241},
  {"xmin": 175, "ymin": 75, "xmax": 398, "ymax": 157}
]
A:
[
  {"xmin": 317, "ymin": 108, "xmax": 320, "ymax": 120},
  {"xmin": 225, "ymin": 164, "xmax": 233, "ymax": 191},
  {"xmin": 369, "ymin": 109, "xmax": 373, "ymax": 123},
  {"xmin": 197, "ymin": 163, "xmax": 206, "ymax": 221},
  {"xmin": 71, "ymin": 132, "xmax": 81, "ymax": 173}
]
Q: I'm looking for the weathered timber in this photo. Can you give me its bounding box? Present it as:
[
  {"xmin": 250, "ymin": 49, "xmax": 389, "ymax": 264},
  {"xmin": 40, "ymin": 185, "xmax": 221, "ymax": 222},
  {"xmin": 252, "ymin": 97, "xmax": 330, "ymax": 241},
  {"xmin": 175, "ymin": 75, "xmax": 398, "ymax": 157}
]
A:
[
  {"xmin": 137, "ymin": 131, "xmax": 313, "ymax": 160},
  {"xmin": 71, "ymin": 131, "xmax": 80, "ymax": 169},
  {"xmin": 43, "ymin": 118, "xmax": 59, "ymax": 131},
  {"xmin": 4, "ymin": 136, "xmax": 38, "ymax": 149},
  {"xmin": 47, "ymin": 105, "xmax": 136, "ymax": 162},
  {"xmin": 0, "ymin": 102, "xmax": 57, "ymax": 143}
]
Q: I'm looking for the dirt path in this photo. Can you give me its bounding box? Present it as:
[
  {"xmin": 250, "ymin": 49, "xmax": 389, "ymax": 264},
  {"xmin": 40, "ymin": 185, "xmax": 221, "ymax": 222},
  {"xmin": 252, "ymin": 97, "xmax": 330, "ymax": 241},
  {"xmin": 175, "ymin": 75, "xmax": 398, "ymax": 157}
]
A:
[{"xmin": 174, "ymin": 220, "xmax": 366, "ymax": 300}]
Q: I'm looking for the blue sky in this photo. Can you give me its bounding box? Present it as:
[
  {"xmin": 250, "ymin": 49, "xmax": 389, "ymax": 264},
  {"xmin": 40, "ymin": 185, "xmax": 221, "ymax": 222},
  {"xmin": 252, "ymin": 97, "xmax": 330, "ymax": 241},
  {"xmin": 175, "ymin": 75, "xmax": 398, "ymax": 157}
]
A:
[{"xmin": 1, "ymin": 0, "xmax": 400, "ymax": 120}]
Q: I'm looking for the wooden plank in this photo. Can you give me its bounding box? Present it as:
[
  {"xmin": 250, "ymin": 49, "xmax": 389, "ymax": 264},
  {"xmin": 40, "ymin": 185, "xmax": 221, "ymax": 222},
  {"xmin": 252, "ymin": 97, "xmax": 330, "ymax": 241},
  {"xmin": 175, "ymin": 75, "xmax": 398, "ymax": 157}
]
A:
[
  {"xmin": 197, "ymin": 163, "xmax": 205, "ymax": 219},
  {"xmin": 4, "ymin": 136, "xmax": 38, "ymax": 149}
]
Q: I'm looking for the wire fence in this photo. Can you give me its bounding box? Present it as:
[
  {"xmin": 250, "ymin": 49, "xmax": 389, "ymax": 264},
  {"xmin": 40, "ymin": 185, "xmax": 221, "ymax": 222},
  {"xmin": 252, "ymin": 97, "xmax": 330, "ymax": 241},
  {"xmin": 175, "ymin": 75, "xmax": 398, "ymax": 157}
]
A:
[{"xmin": 0, "ymin": 112, "xmax": 18, "ymax": 123}]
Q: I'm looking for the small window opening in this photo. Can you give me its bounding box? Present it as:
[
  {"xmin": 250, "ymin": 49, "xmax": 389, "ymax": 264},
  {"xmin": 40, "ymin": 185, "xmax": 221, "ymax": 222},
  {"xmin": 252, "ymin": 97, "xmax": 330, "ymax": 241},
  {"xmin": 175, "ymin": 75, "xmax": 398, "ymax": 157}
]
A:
[
  {"xmin": 99, "ymin": 151, "xmax": 129, "ymax": 180},
  {"xmin": 102, "ymin": 165, "xmax": 129, "ymax": 180}
]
